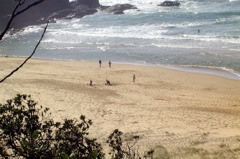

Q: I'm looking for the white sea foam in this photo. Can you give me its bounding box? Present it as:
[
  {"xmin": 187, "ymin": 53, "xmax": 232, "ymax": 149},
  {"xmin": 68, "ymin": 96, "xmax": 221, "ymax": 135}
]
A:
[
  {"xmin": 42, "ymin": 38, "xmax": 83, "ymax": 44},
  {"xmin": 45, "ymin": 47, "xmax": 76, "ymax": 50},
  {"xmin": 43, "ymin": 24, "xmax": 168, "ymax": 40},
  {"xmin": 97, "ymin": 46, "xmax": 110, "ymax": 51},
  {"xmin": 41, "ymin": 26, "xmax": 240, "ymax": 46},
  {"xmin": 151, "ymin": 43, "xmax": 205, "ymax": 49},
  {"xmin": 18, "ymin": 25, "xmax": 45, "ymax": 36}
]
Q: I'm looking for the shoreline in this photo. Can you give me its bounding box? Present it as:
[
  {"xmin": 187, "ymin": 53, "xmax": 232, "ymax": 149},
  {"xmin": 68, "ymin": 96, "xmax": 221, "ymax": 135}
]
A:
[
  {"xmin": 1, "ymin": 55, "xmax": 240, "ymax": 80},
  {"xmin": 114, "ymin": 62, "xmax": 240, "ymax": 81}
]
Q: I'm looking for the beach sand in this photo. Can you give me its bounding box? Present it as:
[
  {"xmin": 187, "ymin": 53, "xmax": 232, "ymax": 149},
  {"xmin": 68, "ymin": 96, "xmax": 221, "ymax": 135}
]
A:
[{"xmin": 1, "ymin": 57, "xmax": 240, "ymax": 157}]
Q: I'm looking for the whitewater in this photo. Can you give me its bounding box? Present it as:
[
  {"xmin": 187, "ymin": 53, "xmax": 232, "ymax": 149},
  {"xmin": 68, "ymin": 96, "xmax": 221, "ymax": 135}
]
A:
[{"xmin": 1, "ymin": 0, "xmax": 240, "ymax": 79}]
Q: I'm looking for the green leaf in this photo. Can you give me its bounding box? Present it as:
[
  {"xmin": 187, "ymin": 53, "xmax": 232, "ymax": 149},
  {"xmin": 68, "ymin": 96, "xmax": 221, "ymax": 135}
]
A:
[{"xmin": 61, "ymin": 153, "xmax": 70, "ymax": 159}]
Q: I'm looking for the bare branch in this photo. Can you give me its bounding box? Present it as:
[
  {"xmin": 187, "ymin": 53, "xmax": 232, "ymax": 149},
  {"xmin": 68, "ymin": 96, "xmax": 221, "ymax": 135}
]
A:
[
  {"xmin": 0, "ymin": 1, "xmax": 22, "ymax": 40},
  {"xmin": 14, "ymin": 0, "xmax": 45, "ymax": 18},
  {"xmin": 0, "ymin": 0, "xmax": 45, "ymax": 40},
  {"xmin": 0, "ymin": 21, "xmax": 49, "ymax": 83}
]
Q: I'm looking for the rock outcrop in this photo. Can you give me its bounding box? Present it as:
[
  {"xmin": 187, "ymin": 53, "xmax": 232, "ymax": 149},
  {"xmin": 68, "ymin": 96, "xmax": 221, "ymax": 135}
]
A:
[
  {"xmin": 0, "ymin": 0, "xmax": 138, "ymax": 33},
  {"xmin": 158, "ymin": 1, "xmax": 181, "ymax": 7},
  {"xmin": 49, "ymin": 2, "xmax": 98, "ymax": 20},
  {"xmin": 98, "ymin": 4, "xmax": 138, "ymax": 14},
  {"xmin": 73, "ymin": 0, "xmax": 100, "ymax": 8},
  {"xmin": 0, "ymin": 0, "xmax": 100, "ymax": 31}
]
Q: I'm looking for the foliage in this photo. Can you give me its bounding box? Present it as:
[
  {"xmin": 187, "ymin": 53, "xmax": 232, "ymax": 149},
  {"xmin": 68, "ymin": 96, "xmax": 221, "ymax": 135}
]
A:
[
  {"xmin": 0, "ymin": 94, "xmax": 157, "ymax": 159},
  {"xmin": 0, "ymin": 94, "xmax": 104, "ymax": 159},
  {"xmin": 54, "ymin": 116, "xmax": 104, "ymax": 159},
  {"xmin": 107, "ymin": 129, "xmax": 124, "ymax": 159},
  {"xmin": 107, "ymin": 129, "xmax": 143, "ymax": 159}
]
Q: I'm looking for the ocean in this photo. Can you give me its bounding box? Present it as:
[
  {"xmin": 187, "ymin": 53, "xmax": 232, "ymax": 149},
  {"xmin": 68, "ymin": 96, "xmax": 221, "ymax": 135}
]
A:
[{"xmin": 1, "ymin": 0, "xmax": 240, "ymax": 79}]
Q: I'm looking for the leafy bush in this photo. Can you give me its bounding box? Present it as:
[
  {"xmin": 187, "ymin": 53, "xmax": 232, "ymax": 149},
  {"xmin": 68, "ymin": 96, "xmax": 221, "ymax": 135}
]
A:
[
  {"xmin": 0, "ymin": 94, "xmax": 155, "ymax": 159},
  {"xmin": 107, "ymin": 129, "xmax": 124, "ymax": 159},
  {"xmin": 0, "ymin": 94, "xmax": 104, "ymax": 159},
  {"xmin": 107, "ymin": 129, "xmax": 145, "ymax": 159}
]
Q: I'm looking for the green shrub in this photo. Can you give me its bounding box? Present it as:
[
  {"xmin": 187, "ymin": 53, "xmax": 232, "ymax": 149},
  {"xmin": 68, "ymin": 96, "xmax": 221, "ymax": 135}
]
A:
[
  {"xmin": 0, "ymin": 94, "xmax": 104, "ymax": 159},
  {"xmin": 0, "ymin": 94, "xmax": 155, "ymax": 159}
]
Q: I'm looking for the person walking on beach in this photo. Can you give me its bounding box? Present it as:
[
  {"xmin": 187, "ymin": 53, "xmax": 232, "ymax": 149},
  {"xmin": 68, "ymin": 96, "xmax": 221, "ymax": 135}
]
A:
[
  {"xmin": 108, "ymin": 61, "xmax": 112, "ymax": 68},
  {"xmin": 99, "ymin": 60, "xmax": 102, "ymax": 68},
  {"xmin": 133, "ymin": 74, "xmax": 136, "ymax": 83}
]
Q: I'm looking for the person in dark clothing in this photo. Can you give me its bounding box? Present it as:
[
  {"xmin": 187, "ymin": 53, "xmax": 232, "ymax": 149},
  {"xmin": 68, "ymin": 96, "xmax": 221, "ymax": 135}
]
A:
[
  {"xmin": 89, "ymin": 80, "xmax": 93, "ymax": 86},
  {"xmin": 105, "ymin": 79, "xmax": 111, "ymax": 86},
  {"xmin": 87, "ymin": 80, "xmax": 93, "ymax": 86},
  {"xmin": 99, "ymin": 60, "xmax": 102, "ymax": 68},
  {"xmin": 133, "ymin": 74, "xmax": 136, "ymax": 83}
]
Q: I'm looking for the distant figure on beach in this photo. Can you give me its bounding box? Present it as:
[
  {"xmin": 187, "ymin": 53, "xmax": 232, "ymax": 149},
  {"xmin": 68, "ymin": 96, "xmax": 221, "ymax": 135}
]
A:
[
  {"xmin": 198, "ymin": 29, "xmax": 200, "ymax": 34},
  {"xmin": 105, "ymin": 79, "xmax": 111, "ymax": 86},
  {"xmin": 133, "ymin": 74, "xmax": 136, "ymax": 83},
  {"xmin": 108, "ymin": 61, "xmax": 112, "ymax": 68},
  {"xmin": 88, "ymin": 80, "xmax": 93, "ymax": 86},
  {"xmin": 99, "ymin": 60, "xmax": 102, "ymax": 68}
]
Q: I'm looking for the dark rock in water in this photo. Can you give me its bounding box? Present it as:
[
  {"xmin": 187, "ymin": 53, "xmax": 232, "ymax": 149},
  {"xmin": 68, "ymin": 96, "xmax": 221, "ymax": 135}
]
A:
[
  {"xmin": 99, "ymin": 4, "xmax": 138, "ymax": 14},
  {"xmin": 0, "ymin": 0, "xmax": 135, "ymax": 33},
  {"xmin": 0, "ymin": 0, "xmax": 100, "ymax": 32},
  {"xmin": 70, "ymin": 5, "xmax": 98, "ymax": 18},
  {"xmin": 48, "ymin": 9, "xmax": 74, "ymax": 20},
  {"xmin": 112, "ymin": 11, "xmax": 125, "ymax": 15},
  {"xmin": 158, "ymin": 1, "xmax": 181, "ymax": 7},
  {"xmin": 72, "ymin": 0, "xmax": 100, "ymax": 8},
  {"xmin": 98, "ymin": 5, "xmax": 111, "ymax": 11},
  {"xmin": 49, "ymin": 5, "xmax": 97, "ymax": 20}
]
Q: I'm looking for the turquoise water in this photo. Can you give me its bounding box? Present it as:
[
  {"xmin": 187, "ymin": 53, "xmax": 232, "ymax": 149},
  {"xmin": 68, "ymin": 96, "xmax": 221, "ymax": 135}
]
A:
[{"xmin": 1, "ymin": 0, "xmax": 240, "ymax": 77}]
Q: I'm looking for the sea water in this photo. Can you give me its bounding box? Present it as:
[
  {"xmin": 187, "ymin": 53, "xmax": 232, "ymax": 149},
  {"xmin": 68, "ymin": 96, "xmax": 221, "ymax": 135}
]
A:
[{"xmin": 1, "ymin": 0, "xmax": 240, "ymax": 79}]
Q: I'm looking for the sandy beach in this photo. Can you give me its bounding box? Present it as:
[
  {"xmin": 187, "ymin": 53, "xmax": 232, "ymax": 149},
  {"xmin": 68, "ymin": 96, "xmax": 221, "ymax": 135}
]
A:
[{"xmin": 1, "ymin": 57, "xmax": 240, "ymax": 158}]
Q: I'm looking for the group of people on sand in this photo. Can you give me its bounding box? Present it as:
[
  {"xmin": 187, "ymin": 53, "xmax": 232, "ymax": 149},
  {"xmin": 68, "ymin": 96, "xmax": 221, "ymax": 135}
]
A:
[
  {"xmin": 87, "ymin": 79, "xmax": 112, "ymax": 86},
  {"xmin": 99, "ymin": 60, "xmax": 111, "ymax": 68},
  {"xmin": 87, "ymin": 60, "xmax": 136, "ymax": 87}
]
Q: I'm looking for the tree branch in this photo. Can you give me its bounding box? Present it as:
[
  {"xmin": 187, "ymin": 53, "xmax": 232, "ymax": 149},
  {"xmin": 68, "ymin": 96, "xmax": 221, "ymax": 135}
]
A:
[
  {"xmin": 14, "ymin": 0, "xmax": 45, "ymax": 17},
  {"xmin": 0, "ymin": 0, "xmax": 45, "ymax": 41},
  {"xmin": 0, "ymin": 1, "xmax": 22, "ymax": 40},
  {"xmin": 0, "ymin": 21, "xmax": 49, "ymax": 83}
]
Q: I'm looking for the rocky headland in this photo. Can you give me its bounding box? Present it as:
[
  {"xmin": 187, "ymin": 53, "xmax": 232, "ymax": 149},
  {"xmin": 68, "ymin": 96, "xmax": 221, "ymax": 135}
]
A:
[{"xmin": 0, "ymin": 0, "xmax": 138, "ymax": 32}]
